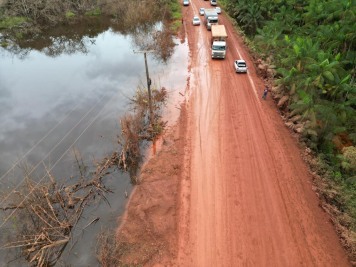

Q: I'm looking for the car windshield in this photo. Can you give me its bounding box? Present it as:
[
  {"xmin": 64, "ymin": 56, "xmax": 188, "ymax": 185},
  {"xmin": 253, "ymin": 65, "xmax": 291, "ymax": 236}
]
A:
[
  {"xmin": 209, "ymin": 19, "xmax": 218, "ymax": 23},
  {"xmin": 194, "ymin": 18, "xmax": 199, "ymax": 21},
  {"xmin": 212, "ymin": 45, "xmax": 226, "ymax": 51},
  {"xmin": 238, "ymin": 63, "xmax": 246, "ymax": 67}
]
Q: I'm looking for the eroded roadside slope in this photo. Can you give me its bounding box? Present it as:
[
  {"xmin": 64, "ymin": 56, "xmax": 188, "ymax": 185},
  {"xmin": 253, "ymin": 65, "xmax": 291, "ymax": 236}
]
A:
[{"xmin": 105, "ymin": 106, "xmax": 187, "ymax": 266}]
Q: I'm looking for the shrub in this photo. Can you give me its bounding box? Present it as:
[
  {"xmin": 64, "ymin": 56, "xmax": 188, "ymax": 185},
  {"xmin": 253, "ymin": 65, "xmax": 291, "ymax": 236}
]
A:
[
  {"xmin": 0, "ymin": 16, "xmax": 26, "ymax": 29},
  {"xmin": 65, "ymin": 11, "xmax": 75, "ymax": 18},
  {"xmin": 85, "ymin": 8, "xmax": 101, "ymax": 17},
  {"xmin": 341, "ymin": 146, "xmax": 356, "ymax": 173}
]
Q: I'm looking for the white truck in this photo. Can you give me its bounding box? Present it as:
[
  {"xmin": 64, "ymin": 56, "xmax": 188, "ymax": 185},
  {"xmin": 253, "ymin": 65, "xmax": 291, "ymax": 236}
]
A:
[
  {"xmin": 204, "ymin": 8, "xmax": 218, "ymax": 30},
  {"xmin": 211, "ymin": 25, "xmax": 227, "ymax": 59}
]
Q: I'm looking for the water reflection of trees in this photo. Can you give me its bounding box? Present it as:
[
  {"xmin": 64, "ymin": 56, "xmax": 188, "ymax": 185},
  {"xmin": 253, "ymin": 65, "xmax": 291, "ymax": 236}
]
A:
[
  {"xmin": 16, "ymin": 35, "xmax": 93, "ymax": 57},
  {"xmin": 1, "ymin": 1, "xmax": 175, "ymax": 61},
  {"xmin": 129, "ymin": 22, "xmax": 175, "ymax": 62}
]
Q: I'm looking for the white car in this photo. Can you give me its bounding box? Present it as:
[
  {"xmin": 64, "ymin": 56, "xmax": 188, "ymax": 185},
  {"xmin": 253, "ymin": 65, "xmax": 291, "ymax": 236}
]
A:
[
  {"xmin": 183, "ymin": 0, "xmax": 189, "ymax": 6},
  {"xmin": 215, "ymin": 7, "xmax": 221, "ymax": 14},
  {"xmin": 199, "ymin": 8, "xmax": 205, "ymax": 16},
  {"xmin": 192, "ymin": 16, "xmax": 201, "ymax": 26},
  {"xmin": 234, "ymin": 60, "xmax": 248, "ymax": 73}
]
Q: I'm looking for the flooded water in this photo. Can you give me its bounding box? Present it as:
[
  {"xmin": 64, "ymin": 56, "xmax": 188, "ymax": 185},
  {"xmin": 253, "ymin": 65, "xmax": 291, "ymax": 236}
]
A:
[{"xmin": 0, "ymin": 20, "xmax": 188, "ymax": 266}]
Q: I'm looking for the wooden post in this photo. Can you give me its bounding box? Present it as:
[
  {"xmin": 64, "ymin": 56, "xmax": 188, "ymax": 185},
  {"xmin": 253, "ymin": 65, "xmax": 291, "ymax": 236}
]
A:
[{"xmin": 143, "ymin": 52, "xmax": 154, "ymax": 127}]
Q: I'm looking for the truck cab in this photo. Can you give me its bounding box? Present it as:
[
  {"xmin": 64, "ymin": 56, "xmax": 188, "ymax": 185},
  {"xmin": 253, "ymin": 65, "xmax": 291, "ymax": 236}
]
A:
[
  {"xmin": 212, "ymin": 41, "xmax": 226, "ymax": 59},
  {"xmin": 204, "ymin": 9, "xmax": 219, "ymax": 30},
  {"xmin": 207, "ymin": 17, "xmax": 218, "ymax": 30}
]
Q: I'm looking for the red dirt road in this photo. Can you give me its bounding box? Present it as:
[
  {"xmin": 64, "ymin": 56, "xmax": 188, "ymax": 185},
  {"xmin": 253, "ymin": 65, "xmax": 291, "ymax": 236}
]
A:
[{"xmin": 177, "ymin": 1, "xmax": 350, "ymax": 266}]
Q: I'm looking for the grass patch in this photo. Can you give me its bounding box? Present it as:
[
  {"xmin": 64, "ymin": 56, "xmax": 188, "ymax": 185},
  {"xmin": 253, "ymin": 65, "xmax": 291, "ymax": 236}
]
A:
[
  {"xmin": 170, "ymin": 20, "xmax": 181, "ymax": 32},
  {"xmin": 169, "ymin": 0, "xmax": 182, "ymax": 20},
  {"xmin": 1, "ymin": 41, "xmax": 8, "ymax": 47},
  {"xmin": 15, "ymin": 32, "xmax": 23, "ymax": 39},
  {"xmin": 305, "ymin": 151, "xmax": 356, "ymax": 260},
  {"xmin": 65, "ymin": 11, "xmax": 76, "ymax": 18},
  {"xmin": 85, "ymin": 7, "xmax": 101, "ymax": 17},
  {"xmin": 168, "ymin": 0, "xmax": 182, "ymax": 33},
  {"xmin": 0, "ymin": 16, "xmax": 27, "ymax": 29},
  {"xmin": 218, "ymin": 0, "xmax": 228, "ymax": 8},
  {"xmin": 304, "ymin": 147, "xmax": 356, "ymax": 232},
  {"xmin": 97, "ymin": 232, "xmax": 161, "ymax": 267}
]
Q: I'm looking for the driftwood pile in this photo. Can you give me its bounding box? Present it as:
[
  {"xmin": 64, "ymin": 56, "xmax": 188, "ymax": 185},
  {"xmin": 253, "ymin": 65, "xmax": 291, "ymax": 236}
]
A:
[{"xmin": 0, "ymin": 153, "xmax": 119, "ymax": 266}]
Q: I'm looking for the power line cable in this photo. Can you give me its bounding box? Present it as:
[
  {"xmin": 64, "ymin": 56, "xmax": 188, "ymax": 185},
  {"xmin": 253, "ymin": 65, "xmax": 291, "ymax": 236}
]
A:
[
  {"xmin": 0, "ymin": 99, "xmax": 87, "ymax": 183},
  {"xmin": 0, "ymin": 93, "xmax": 108, "ymax": 207},
  {"xmin": 0, "ymin": 90, "xmax": 118, "ymax": 229}
]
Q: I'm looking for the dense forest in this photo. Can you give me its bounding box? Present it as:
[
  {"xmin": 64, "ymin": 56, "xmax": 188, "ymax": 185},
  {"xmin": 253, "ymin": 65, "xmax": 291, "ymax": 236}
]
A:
[{"xmin": 224, "ymin": 0, "xmax": 356, "ymax": 253}]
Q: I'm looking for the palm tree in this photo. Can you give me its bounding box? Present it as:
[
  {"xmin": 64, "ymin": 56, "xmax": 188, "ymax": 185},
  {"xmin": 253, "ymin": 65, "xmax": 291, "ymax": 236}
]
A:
[{"xmin": 236, "ymin": 1, "xmax": 264, "ymax": 35}]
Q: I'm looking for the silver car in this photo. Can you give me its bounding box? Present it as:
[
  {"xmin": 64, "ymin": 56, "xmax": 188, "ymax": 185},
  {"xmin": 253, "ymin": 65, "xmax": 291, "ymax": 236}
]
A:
[
  {"xmin": 215, "ymin": 7, "xmax": 221, "ymax": 14},
  {"xmin": 234, "ymin": 60, "xmax": 248, "ymax": 73},
  {"xmin": 192, "ymin": 16, "xmax": 201, "ymax": 26},
  {"xmin": 199, "ymin": 8, "xmax": 205, "ymax": 15}
]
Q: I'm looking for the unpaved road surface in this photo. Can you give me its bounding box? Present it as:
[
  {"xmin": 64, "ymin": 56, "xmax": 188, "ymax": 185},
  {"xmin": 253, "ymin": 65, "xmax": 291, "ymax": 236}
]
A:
[{"xmin": 177, "ymin": 1, "xmax": 350, "ymax": 266}]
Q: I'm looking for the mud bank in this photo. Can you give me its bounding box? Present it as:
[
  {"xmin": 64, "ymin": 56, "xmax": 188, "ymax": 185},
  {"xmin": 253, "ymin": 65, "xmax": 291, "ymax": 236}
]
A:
[{"xmin": 110, "ymin": 105, "xmax": 187, "ymax": 266}]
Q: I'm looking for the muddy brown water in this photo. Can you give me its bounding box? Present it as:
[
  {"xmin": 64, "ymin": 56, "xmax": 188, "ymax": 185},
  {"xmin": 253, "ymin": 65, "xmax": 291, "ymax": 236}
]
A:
[{"xmin": 0, "ymin": 20, "xmax": 188, "ymax": 266}]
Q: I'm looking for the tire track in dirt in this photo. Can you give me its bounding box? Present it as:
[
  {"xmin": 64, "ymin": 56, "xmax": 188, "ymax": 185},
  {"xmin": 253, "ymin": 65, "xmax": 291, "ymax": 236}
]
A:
[{"xmin": 178, "ymin": 0, "xmax": 351, "ymax": 266}]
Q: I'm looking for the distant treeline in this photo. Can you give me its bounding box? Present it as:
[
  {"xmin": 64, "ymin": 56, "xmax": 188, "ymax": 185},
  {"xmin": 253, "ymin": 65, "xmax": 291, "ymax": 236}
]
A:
[
  {"xmin": 0, "ymin": 0, "xmax": 177, "ymax": 60},
  {"xmin": 0, "ymin": 0, "xmax": 174, "ymax": 32}
]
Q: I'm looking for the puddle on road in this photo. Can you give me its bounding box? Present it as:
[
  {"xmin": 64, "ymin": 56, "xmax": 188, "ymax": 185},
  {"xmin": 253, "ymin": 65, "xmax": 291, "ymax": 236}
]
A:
[{"xmin": 0, "ymin": 19, "xmax": 188, "ymax": 266}]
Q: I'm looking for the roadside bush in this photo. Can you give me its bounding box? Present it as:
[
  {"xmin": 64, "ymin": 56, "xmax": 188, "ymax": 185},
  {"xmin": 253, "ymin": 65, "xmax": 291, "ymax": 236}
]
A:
[
  {"xmin": 341, "ymin": 146, "xmax": 356, "ymax": 173},
  {"xmin": 1, "ymin": 0, "xmax": 98, "ymax": 27},
  {"xmin": 85, "ymin": 7, "xmax": 101, "ymax": 17},
  {"xmin": 0, "ymin": 16, "xmax": 26, "ymax": 29},
  {"xmin": 65, "ymin": 11, "xmax": 76, "ymax": 18},
  {"xmin": 169, "ymin": 0, "xmax": 181, "ymax": 20}
]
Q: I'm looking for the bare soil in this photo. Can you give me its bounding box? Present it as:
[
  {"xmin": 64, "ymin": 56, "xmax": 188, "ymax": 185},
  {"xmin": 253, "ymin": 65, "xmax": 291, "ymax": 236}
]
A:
[{"xmin": 114, "ymin": 0, "xmax": 351, "ymax": 266}]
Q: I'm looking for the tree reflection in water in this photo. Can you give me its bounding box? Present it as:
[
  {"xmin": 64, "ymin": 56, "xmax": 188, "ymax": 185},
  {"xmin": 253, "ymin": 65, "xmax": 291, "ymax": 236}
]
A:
[{"xmin": 1, "ymin": 14, "xmax": 175, "ymax": 61}]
